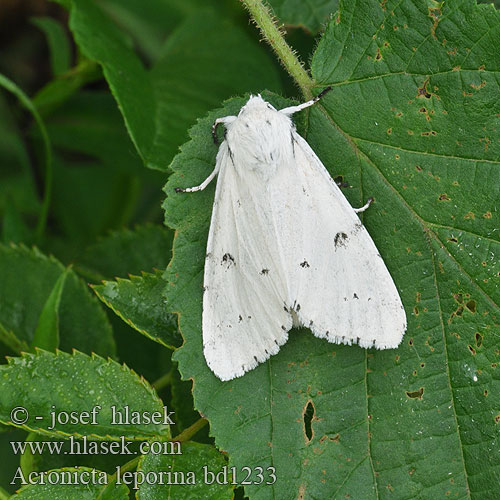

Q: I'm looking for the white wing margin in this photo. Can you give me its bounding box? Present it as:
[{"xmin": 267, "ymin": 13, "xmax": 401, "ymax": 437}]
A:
[{"xmin": 270, "ymin": 131, "xmax": 406, "ymax": 349}]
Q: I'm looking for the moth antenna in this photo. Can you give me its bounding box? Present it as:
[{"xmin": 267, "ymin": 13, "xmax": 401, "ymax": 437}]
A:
[
  {"xmin": 314, "ymin": 86, "xmax": 332, "ymax": 102},
  {"xmin": 212, "ymin": 121, "xmax": 222, "ymax": 145}
]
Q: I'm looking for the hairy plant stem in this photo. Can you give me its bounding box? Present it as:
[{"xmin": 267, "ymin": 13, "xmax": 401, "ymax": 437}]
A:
[{"xmin": 240, "ymin": 0, "xmax": 314, "ymax": 99}]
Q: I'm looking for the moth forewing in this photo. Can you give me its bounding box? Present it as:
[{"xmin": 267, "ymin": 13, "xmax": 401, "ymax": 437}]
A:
[{"xmin": 177, "ymin": 91, "xmax": 406, "ymax": 381}]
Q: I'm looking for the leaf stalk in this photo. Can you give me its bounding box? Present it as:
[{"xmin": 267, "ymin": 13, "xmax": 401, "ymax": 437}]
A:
[{"xmin": 239, "ymin": 0, "xmax": 314, "ymax": 99}]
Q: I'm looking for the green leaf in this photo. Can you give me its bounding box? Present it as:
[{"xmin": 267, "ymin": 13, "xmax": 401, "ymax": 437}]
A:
[
  {"xmin": 97, "ymin": 0, "xmax": 206, "ymax": 62},
  {"xmin": 19, "ymin": 430, "xmax": 142, "ymax": 477},
  {"xmin": 40, "ymin": 92, "xmax": 163, "ymax": 251},
  {"xmin": 138, "ymin": 441, "xmax": 233, "ymax": 499},
  {"xmin": 33, "ymin": 59, "xmax": 102, "ymax": 117},
  {"xmin": 0, "ymin": 244, "xmax": 115, "ymax": 358},
  {"xmin": 78, "ymin": 224, "xmax": 173, "ymax": 282},
  {"xmin": 0, "ymin": 350, "xmax": 167, "ymax": 439},
  {"xmin": 58, "ymin": 0, "xmax": 282, "ymax": 169},
  {"xmin": 2, "ymin": 200, "xmax": 32, "ymax": 244},
  {"xmin": 170, "ymin": 368, "xmax": 205, "ymax": 437},
  {"xmin": 269, "ymin": 0, "xmax": 338, "ymax": 32},
  {"xmin": 92, "ymin": 270, "xmax": 181, "ymax": 349},
  {"xmin": 31, "ymin": 269, "xmax": 68, "ymax": 352},
  {"xmin": 30, "ymin": 17, "xmax": 72, "ymax": 76},
  {"xmin": 163, "ymin": 1, "xmax": 500, "ymax": 498},
  {"xmin": 0, "ymin": 94, "xmax": 39, "ymax": 244},
  {"xmin": 10, "ymin": 467, "xmax": 129, "ymax": 499},
  {"xmin": 0, "ymin": 74, "xmax": 52, "ymax": 242}
]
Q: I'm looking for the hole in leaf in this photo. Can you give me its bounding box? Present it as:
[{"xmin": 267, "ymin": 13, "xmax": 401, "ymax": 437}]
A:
[
  {"xmin": 466, "ymin": 300, "xmax": 476, "ymax": 313},
  {"xmin": 468, "ymin": 345, "xmax": 476, "ymax": 355},
  {"xmin": 303, "ymin": 400, "xmax": 315, "ymax": 444},
  {"xmin": 406, "ymin": 387, "xmax": 424, "ymax": 400},
  {"xmin": 417, "ymin": 80, "xmax": 432, "ymax": 99},
  {"xmin": 475, "ymin": 332, "xmax": 483, "ymax": 348}
]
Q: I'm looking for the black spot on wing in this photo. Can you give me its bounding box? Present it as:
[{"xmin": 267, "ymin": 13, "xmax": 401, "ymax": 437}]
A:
[
  {"xmin": 222, "ymin": 253, "xmax": 235, "ymax": 267},
  {"xmin": 352, "ymin": 223, "xmax": 364, "ymax": 235},
  {"xmin": 334, "ymin": 232, "xmax": 348, "ymax": 249},
  {"xmin": 300, "ymin": 260, "xmax": 310, "ymax": 268},
  {"xmin": 260, "ymin": 268, "xmax": 269, "ymax": 275}
]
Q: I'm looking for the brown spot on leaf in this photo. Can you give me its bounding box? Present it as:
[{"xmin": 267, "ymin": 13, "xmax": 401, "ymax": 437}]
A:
[
  {"xmin": 428, "ymin": 7, "xmax": 441, "ymax": 39},
  {"xmin": 297, "ymin": 483, "xmax": 306, "ymax": 500},
  {"xmin": 439, "ymin": 193, "xmax": 450, "ymax": 201},
  {"xmin": 470, "ymin": 81, "xmax": 486, "ymax": 90}
]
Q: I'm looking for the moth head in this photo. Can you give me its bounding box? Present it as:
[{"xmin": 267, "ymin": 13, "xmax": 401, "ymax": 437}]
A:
[{"xmin": 239, "ymin": 95, "xmax": 277, "ymax": 116}]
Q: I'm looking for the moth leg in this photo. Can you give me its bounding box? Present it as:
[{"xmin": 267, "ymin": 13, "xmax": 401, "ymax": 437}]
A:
[
  {"xmin": 353, "ymin": 197, "xmax": 374, "ymax": 213},
  {"xmin": 279, "ymin": 86, "xmax": 332, "ymax": 116},
  {"xmin": 212, "ymin": 116, "xmax": 237, "ymax": 144},
  {"xmin": 175, "ymin": 162, "xmax": 221, "ymax": 193}
]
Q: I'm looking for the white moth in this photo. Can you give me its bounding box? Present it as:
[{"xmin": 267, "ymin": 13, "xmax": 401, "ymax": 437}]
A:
[{"xmin": 177, "ymin": 89, "xmax": 406, "ymax": 381}]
